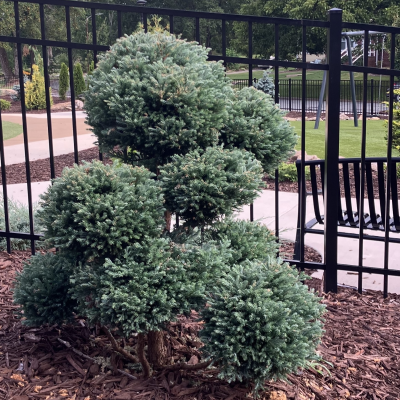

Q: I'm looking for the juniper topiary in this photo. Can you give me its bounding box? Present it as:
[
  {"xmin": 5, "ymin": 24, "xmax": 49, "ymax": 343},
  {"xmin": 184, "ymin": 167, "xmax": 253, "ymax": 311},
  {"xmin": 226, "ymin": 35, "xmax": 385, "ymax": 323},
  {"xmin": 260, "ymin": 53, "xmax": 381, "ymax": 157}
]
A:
[
  {"xmin": 73, "ymin": 62, "xmax": 86, "ymax": 98},
  {"xmin": 84, "ymin": 31, "xmax": 233, "ymax": 167},
  {"xmin": 36, "ymin": 161, "xmax": 165, "ymax": 262},
  {"xmin": 221, "ymin": 87, "xmax": 297, "ymax": 173},
  {"xmin": 205, "ymin": 219, "xmax": 279, "ymax": 266},
  {"xmin": 200, "ymin": 259, "xmax": 325, "ymax": 392},
  {"xmin": 160, "ymin": 147, "xmax": 264, "ymax": 227},
  {"xmin": 253, "ymin": 69, "xmax": 275, "ymax": 98},
  {"xmin": 25, "ymin": 65, "xmax": 53, "ymax": 111},
  {"xmin": 59, "ymin": 62, "xmax": 69, "ymax": 100},
  {"xmin": 13, "ymin": 253, "xmax": 77, "ymax": 326}
]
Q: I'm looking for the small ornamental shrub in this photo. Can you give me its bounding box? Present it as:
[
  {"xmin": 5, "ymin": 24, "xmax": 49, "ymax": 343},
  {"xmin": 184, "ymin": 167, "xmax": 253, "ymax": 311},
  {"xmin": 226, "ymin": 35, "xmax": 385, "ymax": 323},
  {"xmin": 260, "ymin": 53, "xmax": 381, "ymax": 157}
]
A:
[
  {"xmin": 58, "ymin": 62, "xmax": 69, "ymax": 100},
  {"xmin": 25, "ymin": 65, "xmax": 53, "ymax": 110},
  {"xmin": 73, "ymin": 63, "xmax": 86, "ymax": 98},
  {"xmin": 221, "ymin": 87, "xmax": 297, "ymax": 173},
  {"xmin": 200, "ymin": 260, "xmax": 325, "ymax": 391},
  {"xmin": 160, "ymin": 147, "xmax": 264, "ymax": 227},
  {"xmin": 205, "ymin": 219, "xmax": 278, "ymax": 265},
  {"xmin": 11, "ymin": 75, "xmax": 28, "ymax": 102},
  {"xmin": 278, "ymin": 162, "xmax": 311, "ymax": 183},
  {"xmin": 37, "ymin": 161, "xmax": 165, "ymax": 261},
  {"xmin": 0, "ymin": 195, "xmax": 45, "ymax": 251},
  {"xmin": 84, "ymin": 31, "xmax": 233, "ymax": 166},
  {"xmin": 385, "ymin": 89, "xmax": 400, "ymax": 154},
  {"xmin": 0, "ymin": 99, "xmax": 11, "ymax": 110},
  {"xmin": 13, "ymin": 253, "xmax": 77, "ymax": 326},
  {"xmin": 253, "ymin": 69, "xmax": 275, "ymax": 97}
]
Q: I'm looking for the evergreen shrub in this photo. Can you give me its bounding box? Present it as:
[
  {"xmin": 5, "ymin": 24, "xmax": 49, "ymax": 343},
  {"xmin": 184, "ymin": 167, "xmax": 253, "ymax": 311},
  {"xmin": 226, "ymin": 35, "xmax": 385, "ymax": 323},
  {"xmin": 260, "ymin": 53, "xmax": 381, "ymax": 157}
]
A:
[
  {"xmin": 200, "ymin": 260, "xmax": 325, "ymax": 391},
  {"xmin": 253, "ymin": 69, "xmax": 275, "ymax": 97},
  {"xmin": 13, "ymin": 253, "xmax": 77, "ymax": 326},
  {"xmin": 11, "ymin": 75, "xmax": 28, "ymax": 102},
  {"xmin": 0, "ymin": 99, "xmax": 11, "ymax": 110},
  {"xmin": 205, "ymin": 219, "xmax": 278, "ymax": 265},
  {"xmin": 221, "ymin": 87, "xmax": 297, "ymax": 173},
  {"xmin": 37, "ymin": 161, "xmax": 165, "ymax": 261},
  {"xmin": 59, "ymin": 62, "xmax": 69, "ymax": 100},
  {"xmin": 84, "ymin": 31, "xmax": 233, "ymax": 166},
  {"xmin": 71, "ymin": 239, "xmax": 230, "ymax": 335},
  {"xmin": 73, "ymin": 63, "xmax": 86, "ymax": 98},
  {"xmin": 385, "ymin": 89, "xmax": 400, "ymax": 154},
  {"xmin": 25, "ymin": 65, "xmax": 53, "ymax": 110},
  {"xmin": 160, "ymin": 147, "xmax": 264, "ymax": 227}
]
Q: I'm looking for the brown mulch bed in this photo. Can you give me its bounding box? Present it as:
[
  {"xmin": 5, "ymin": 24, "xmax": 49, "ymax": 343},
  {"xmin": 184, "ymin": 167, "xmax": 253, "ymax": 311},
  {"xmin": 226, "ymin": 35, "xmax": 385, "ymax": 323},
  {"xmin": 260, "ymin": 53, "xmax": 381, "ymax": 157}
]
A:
[
  {"xmin": 0, "ymin": 96, "xmax": 72, "ymax": 114},
  {"xmin": 1, "ymin": 252, "xmax": 400, "ymax": 400},
  {"xmin": 0, "ymin": 147, "xmax": 110, "ymax": 185},
  {"xmin": 264, "ymin": 166, "xmax": 400, "ymax": 201}
]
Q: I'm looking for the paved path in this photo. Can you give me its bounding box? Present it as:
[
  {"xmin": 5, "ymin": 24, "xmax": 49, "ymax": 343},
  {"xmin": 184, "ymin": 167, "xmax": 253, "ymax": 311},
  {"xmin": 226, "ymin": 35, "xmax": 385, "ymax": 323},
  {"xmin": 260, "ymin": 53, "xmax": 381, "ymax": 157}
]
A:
[
  {"xmin": 2, "ymin": 111, "xmax": 97, "ymax": 165},
  {"xmin": 2, "ymin": 111, "xmax": 89, "ymax": 147}
]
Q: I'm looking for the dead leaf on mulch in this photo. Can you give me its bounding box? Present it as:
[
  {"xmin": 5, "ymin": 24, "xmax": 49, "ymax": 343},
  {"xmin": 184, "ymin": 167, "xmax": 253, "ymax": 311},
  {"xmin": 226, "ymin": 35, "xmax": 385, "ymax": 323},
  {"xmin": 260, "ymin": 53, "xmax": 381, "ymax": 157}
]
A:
[{"xmin": 0, "ymin": 251, "xmax": 399, "ymax": 400}]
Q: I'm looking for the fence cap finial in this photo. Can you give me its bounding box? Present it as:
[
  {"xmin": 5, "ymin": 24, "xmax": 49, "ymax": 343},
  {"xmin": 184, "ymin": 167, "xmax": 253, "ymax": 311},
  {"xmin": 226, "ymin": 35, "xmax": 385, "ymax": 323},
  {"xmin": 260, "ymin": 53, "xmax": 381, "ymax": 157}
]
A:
[{"xmin": 328, "ymin": 8, "xmax": 343, "ymax": 13}]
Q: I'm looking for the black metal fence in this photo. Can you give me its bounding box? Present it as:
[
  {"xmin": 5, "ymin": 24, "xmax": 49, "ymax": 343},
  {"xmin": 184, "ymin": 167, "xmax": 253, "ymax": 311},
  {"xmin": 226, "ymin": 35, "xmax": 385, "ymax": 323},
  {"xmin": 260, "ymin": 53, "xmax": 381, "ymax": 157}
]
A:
[
  {"xmin": 0, "ymin": 0, "xmax": 400, "ymax": 296},
  {"xmin": 233, "ymin": 78, "xmax": 392, "ymax": 115}
]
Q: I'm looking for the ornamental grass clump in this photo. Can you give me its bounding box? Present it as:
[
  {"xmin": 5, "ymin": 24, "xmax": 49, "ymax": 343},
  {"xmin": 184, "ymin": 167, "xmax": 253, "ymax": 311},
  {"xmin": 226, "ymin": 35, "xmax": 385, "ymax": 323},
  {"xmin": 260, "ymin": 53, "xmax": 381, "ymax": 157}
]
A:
[
  {"xmin": 36, "ymin": 161, "xmax": 164, "ymax": 261},
  {"xmin": 200, "ymin": 259, "xmax": 325, "ymax": 393}
]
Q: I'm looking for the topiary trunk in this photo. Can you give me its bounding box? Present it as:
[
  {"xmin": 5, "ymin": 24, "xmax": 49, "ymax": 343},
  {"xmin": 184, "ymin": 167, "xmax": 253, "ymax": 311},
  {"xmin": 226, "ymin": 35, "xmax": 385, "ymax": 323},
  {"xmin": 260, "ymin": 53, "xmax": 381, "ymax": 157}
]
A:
[{"xmin": 147, "ymin": 331, "xmax": 167, "ymax": 368}]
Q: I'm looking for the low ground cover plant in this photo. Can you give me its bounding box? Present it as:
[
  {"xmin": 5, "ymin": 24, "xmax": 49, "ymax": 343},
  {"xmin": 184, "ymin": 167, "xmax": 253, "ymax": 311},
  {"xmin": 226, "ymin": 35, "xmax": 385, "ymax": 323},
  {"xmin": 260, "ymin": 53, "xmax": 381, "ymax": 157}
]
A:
[
  {"xmin": 14, "ymin": 30, "xmax": 324, "ymax": 396},
  {"xmin": 0, "ymin": 99, "xmax": 11, "ymax": 110}
]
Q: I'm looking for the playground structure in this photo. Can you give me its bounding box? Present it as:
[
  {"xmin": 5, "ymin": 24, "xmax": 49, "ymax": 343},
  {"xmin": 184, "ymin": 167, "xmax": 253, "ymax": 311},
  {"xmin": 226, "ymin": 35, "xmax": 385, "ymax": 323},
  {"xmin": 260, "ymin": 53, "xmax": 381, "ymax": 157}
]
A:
[{"xmin": 315, "ymin": 31, "xmax": 386, "ymax": 129}]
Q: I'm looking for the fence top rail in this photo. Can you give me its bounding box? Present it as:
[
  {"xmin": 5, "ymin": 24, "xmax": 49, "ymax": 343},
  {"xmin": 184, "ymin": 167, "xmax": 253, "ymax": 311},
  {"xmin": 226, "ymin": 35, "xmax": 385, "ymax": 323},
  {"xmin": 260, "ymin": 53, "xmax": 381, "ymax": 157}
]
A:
[
  {"xmin": 12, "ymin": 0, "xmax": 330, "ymax": 27},
  {"xmin": 296, "ymin": 157, "xmax": 400, "ymax": 166},
  {"xmin": 342, "ymin": 21, "xmax": 400, "ymax": 35}
]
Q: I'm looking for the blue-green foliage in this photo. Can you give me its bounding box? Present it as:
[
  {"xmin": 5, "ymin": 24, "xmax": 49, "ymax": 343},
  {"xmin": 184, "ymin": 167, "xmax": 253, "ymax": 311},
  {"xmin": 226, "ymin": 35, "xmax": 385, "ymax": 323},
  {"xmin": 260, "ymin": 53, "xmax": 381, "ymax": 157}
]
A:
[
  {"xmin": 200, "ymin": 260, "xmax": 325, "ymax": 391},
  {"xmin": 70, "ymin": 239, "xmax": 231, "ymax": 335},
  {"xmin": 37, "ymin": 161, "xmax": 165, "ymax": 261},
  {"xmin": 205, "ymin": 219, "xmax": 279, "ymax": 265},
  {"xmin": 253, "ymin": 69, "xmax": 275, "ymax": 97},
  {"xmin": 221, "ymin": 87, "xmax": 297, "ymax": 173},
  {"xmin": 85, "ymin": 31, "xmax": 232, "ymax": 167},
  {"xmin": 13, "ymin": 253, "xmax": 77, "ymax": 326},
  {"xmin": 160, "ymin": 147, "xmax": 264, "ymax": 226}
]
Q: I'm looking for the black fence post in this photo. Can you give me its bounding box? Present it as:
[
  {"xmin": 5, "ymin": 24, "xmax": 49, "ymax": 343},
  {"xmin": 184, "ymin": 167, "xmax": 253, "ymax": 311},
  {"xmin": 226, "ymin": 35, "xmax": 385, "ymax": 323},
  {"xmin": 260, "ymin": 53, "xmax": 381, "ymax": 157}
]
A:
[
  {"xmin": 289, "ymin": 78, "xmax": 292, "ymax": 111},
  {"xmin": 324, "ymin": 8, "xmax": 342, "ymax": 293}
]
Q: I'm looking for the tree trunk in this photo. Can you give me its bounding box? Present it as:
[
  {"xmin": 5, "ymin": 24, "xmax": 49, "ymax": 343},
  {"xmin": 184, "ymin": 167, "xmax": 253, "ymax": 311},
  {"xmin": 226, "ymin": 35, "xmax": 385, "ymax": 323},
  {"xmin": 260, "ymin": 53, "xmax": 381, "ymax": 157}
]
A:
[
  {"xmin": 13, "ymin": 44, "xmax": 19, "ymax": 76},
  {"xmin": 0, "ymin": 46, "xmax": 14, "ymax": 80},
  {"xmin": 164, "ymin": 210, "xmax": 172, "ymax": 232},
  {"xmin": 147, "ymin": 330, "xmax": 167, "ymax": 368},
  {"xmin": 137, "ymin": 333, "xmax": 151, "ymax": 378}
]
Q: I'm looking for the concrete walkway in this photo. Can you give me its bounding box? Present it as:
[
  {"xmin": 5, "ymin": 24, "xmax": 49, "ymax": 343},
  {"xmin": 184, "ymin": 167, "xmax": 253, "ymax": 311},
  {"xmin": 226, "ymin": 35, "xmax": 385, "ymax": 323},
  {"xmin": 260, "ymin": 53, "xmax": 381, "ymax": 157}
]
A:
[{"xmin": 2, "ymin": 111, "xmax": 97, "ymax": 165}]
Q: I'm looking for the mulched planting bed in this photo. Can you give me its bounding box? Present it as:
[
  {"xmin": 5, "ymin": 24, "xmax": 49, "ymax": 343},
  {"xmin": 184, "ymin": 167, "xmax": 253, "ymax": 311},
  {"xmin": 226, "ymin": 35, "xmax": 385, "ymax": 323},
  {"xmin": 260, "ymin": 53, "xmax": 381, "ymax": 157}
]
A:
[
  {"xmin": 1, "ymin": 251, "xmax": 399, "ymax": 400},
  {"xmin": 0, "ymin": 147, "xmax": 111, "ymax": 185},
  {"xmin": 0, "ymin": 96, "xmax": 71, "ymax": 114}
]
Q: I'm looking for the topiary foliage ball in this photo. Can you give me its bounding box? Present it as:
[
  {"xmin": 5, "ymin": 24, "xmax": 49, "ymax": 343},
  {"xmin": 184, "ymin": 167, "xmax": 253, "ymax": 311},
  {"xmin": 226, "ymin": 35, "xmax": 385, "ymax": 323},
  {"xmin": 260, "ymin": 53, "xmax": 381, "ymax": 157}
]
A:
[
  {"xmin": 205, "ymin": 219, "xmax": 279, "ymax": 266},
  {"xmin": 84, "ymin": 31, "xmax": 233, "ymax": 166},
  {"xmin": 13, "ymin": 253, "xmax": 77, "ymax": 326},
  {"xmin": 160, "ymin": 147, "xmax": 264, "ymax": 227},
  {"xmin": 37, "ymin": 161, "xmax": 164, "ymax": 261},
  {"xmin": 200, "ymin": 259, "xmax": 325, "ymax": 390},
  {"xmin": 70, "ymin": 238, "xmax": 231, "ymax": 336},
  {"xmin": 221, "ymin": 87, "xmax": 297, "ymax": 174}
]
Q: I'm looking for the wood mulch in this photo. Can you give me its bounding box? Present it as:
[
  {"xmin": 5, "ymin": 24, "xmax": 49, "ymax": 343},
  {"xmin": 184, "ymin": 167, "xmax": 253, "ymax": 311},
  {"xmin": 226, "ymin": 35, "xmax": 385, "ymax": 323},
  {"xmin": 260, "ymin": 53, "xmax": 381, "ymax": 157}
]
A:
[
  {"xmin": 0, "ymin": 96, "xmax": 72, "ymax": 114},
  {"xmin": 1, "ymin": 251, "xmax": 399, "ymax": 400},
  {"xmin": 0, "ymin": 147, "xmax": 110, "ymax": 185},
  {"xmin": 264, "ymin": 165, "xmax": 400, "ymax": 201}
]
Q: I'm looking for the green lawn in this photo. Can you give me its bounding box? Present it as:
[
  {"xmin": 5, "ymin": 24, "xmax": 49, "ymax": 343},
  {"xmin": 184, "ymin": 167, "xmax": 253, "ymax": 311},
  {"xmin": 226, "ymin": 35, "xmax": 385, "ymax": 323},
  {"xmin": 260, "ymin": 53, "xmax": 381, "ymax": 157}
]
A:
[
  {"xmin": 227, "ymin": 68, "xmax": 390, "ymax": 81},
  {"xmin": 290, "ymin": 120, "xmax": 389, "ymax": 159},
  {"xmin": 2, "ymin": 121, "xmax": 23, "ymax": 141}
]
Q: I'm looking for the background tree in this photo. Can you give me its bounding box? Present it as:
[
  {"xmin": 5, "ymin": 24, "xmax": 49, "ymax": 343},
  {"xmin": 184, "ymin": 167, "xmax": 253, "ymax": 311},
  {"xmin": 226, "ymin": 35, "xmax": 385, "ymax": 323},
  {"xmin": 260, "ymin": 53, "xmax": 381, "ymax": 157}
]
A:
[
  {"xmin": 73, "ymin": 62, "xmax": 86, "ymax": 98},
  {"xmin": 58, "ymin": 63, "xmax": 69, "ymax": 100}
]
